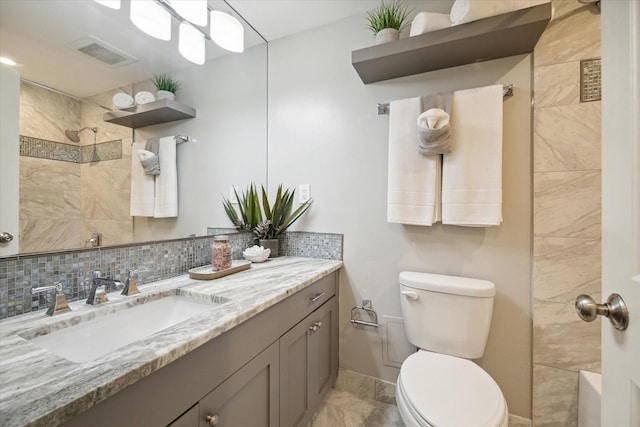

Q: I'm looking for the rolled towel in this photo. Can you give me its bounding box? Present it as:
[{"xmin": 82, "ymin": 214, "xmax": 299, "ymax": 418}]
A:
[
  {"xmin": 450, "ymin": 0, "xmax": 549, "ymax": 26},
  {"xmin": 410, "ymin": 12, "xmax": 451, "ymax": 36},
  {"xmin": 112, "ymin": 92, "xmax": 134, "ymax": 109},
  {"xmin": 137, "ymin": 150, "xmax": 160, "ymax": 175},
  {"xmin": 135, "ymin": 91, "xmax": 155, "ymax": 105},
  {"xmin": 417, "ymin": 109, "xmax": 452, "ymax": 155}
]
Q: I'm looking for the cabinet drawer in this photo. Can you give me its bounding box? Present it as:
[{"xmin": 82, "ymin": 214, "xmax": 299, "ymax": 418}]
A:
[{"xmin": 277, "ymin": 273, "xmax": 336, "ymax": 335}]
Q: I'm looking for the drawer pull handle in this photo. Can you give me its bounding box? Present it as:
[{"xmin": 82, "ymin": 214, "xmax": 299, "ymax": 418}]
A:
[
  {"xmin": 309, "ymin": 292, "xmax": 326, "ymax": 303},
  {"xmin": 206, "ymin": 413, "xmax": 220, "ymax": 426}
]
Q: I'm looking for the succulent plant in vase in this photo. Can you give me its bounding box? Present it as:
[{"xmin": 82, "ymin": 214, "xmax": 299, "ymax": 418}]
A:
[
  {"xmin": 366, "ymin": 0, "xmax": 411, "ymax": 45},
  {"xmin": 222, "ymin": 183, "xmax": 263, "ymax": 233},
  {"xmin": 151, "ymin": 73, "xmax": 181, "ymax": 101}
]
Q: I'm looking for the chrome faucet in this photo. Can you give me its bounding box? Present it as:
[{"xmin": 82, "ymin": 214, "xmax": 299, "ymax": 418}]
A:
[
  {"xmin": 32, "ymin": 281, "xmax": 71, "ymax": 316},
  {"xmin": 86, "ymin": 270, "xmax": 124, "ymax": 305}
]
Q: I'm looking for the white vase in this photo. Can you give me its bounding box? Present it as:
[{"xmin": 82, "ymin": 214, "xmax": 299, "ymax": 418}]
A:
[
  {"xmin": 156, "ymin": 90, "xmax": 175, "ymax": 101},
  {"xmin": 375, "ymin": 28, "xmax": 399, "ymax": 45}
]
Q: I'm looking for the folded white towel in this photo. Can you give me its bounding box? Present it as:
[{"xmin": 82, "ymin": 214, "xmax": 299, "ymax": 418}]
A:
[
  {"xmin": 113, "ymin": 92, "xmax": 134, "ymax": 109},
  {"xmin": 418, "ymin": 108, "xmax": 450, "ymax": 130},
  {"xmin": 450, "ymin": 0, "xmax": 549, "ymax": 25},
  {"xmin": 135, "ymin": 91, "xmax": 155, "ymax": 105},
  {"xmin": 410, "ymin": 12, "xmax": 451, "ymax": 36},
  {"xmin": 442, "ymin": 85, "xmax": 503, "ymax": 226},
  {"xmin": 130, "ymin": 141, "xmax": 155, "ymax": 217},
  {"xmin": 153, "ymin": 136, "xmax": 178, "ymax": 218},
  {"xmin": 388, "ymin": 97, "xmax": 441, "ymax": 226}
]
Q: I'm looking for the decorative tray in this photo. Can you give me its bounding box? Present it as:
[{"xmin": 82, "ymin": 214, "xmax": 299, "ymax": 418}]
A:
[{"xmin": 188, "ymin": 260, "xmax": 251, "ymax": 280}]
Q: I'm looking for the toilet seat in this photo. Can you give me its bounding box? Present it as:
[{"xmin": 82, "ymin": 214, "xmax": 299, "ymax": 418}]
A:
[{"xmin": 397, "ymin": 350, "xmax": 507, "ymax": 427}]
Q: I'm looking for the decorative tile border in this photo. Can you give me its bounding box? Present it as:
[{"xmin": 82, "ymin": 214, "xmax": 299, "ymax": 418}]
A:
[
  {"xmin": 0, "ymin": 231, "xmax": 342, "ymax": 319},
  {"xmin": 19, "ymin": 135, "xmax": 122, "ymax": 163}
]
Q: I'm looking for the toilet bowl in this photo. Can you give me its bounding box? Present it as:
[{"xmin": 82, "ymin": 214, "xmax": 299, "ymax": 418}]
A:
[
  {"xmin": 396, "ymin": 351, "xmax": 508, "ymax": 427},
  {"xmin": 397, "ymin": 271, "xmax": 508, "ymax": 427}
]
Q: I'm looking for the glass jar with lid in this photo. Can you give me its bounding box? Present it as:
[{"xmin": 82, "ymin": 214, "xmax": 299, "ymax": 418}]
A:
[{"xmin": 211, "ymin": 235, "xmax": 232, "ymax": 270}]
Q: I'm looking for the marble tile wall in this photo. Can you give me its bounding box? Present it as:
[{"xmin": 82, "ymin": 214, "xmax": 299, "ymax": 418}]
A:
[
  {"xmin": 0, "ymin": 231, "xmax": 342, "ymax": 319},
  {"xmin": 19, "ymin": 83, "xmax": 82, "ymax": 252},
  {"xmin": 532, "ymin": 1, "xmax": 602, "ymax": 425}
]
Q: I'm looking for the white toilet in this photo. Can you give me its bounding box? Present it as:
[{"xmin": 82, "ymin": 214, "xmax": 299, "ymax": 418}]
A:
[{"xmin": 396, "ymin": 271, "xmax": 508, "ymax": 427}]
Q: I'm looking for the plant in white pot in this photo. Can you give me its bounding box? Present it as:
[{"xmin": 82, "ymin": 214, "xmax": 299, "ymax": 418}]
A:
[
  {"xmin": 366, "ymin": 0, "xmax": 411, "ymax": 45},
  {"xmin": 151, "ymin": 73, "xmax": 181, "ymax": 101}
]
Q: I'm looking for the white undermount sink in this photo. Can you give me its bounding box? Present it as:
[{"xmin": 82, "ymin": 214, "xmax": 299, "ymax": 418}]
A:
[{"xmin": 22, "ymin": 294, "xmax": 225, "ymax": 363}]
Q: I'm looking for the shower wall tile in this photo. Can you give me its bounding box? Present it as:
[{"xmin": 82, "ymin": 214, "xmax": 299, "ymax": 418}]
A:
[
  {"xmin": 81, "ymin": 219, "xmax": 133, "ymax": 248},
  {"xmin": 19, "ymin": 219, "xmax": 82, "ymax": 254},
  {"xmin": 532, "ymin": 365, "xmax": 578, "ymax": 427},
  {"xmin": 534, "ymin": 62, "xmax": 580, "ymax": 108},
  {"xmin": 533, "ymin": 299, "xmax": 601, "ymax": 372},
  {"xmin": 533, "ymin": 170, "xmax": 601, "ymax": 239},
  {"xmin": 20, "ymin": 82, "xmax": 81, "ymax": 117},
  {"xmin": 19, "ymin": 100, "xmax": 79, "ymax": 143},
  {"xmin": 534, "ymin": 0, "xmax": 601, "ymax": 67},
  {"xmin": 533, "ymin": 236, "xmax": 600, "ymax": 304},
  {"xmin": 534, "ymin": 102, "xmax": 601, "ymax": 172}
]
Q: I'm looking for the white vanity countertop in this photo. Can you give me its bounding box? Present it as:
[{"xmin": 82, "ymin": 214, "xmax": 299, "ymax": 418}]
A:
[{"xmin": 0, "ymin": 257, "xmax": 343, "ymax": 427}]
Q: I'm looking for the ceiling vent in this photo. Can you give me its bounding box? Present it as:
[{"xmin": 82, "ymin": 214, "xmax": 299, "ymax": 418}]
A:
[{"xmin": 65, "ymin": 36, "xmax": 138, "ymax": 68}]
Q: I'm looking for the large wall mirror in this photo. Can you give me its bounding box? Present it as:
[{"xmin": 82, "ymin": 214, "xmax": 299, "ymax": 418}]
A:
[{"xmin": 0, "ymin": 0, "xmax": 267, "ymax": 257}]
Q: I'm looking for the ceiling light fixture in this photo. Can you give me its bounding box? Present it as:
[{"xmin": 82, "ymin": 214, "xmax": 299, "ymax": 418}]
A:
[
  {"xmin": 210, "ymin": 11, "xmax": 244, "ymax": 53},
  {"xmin": 0, "ymin": 57, "xmax": 17, "ymax": 66},
  {"xmin": 168, "ymin": 0, "xmax": 208, "ymax": 27},
  {"xmin": 130, "ymin": 0, "xmax": 172, "ymax": 41},
  {"xmin": 93, "ymin": 0, "xmax": 121, "ymax": 9},
  {"xmin": 179, "ymin": 22, "xmax": 205, "ymax": 65}
]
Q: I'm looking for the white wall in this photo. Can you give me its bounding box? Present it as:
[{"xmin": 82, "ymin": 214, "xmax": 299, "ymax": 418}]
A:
[
  {"xmin": 268, "ymin": 16, "xmax": 533, "ymax": 418},
  {"xmin": 134, "ymin": 45, "xmax": 268, "ymax": 241}
]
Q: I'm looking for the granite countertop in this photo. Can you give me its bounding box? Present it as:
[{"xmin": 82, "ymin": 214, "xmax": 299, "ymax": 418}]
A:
[{"xmin": 0, "ymin": 257, "xmax": 342, "ymax": 427}]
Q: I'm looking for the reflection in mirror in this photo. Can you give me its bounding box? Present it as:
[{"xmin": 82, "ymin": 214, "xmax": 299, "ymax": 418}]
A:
[{"xmin": 0, "ymin": 0, "xmax": 267, "ymax": 257}]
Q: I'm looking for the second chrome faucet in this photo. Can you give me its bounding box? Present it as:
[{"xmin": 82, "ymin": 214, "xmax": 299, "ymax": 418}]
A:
[{"xmin": 86, "ymin": 270, "xmax": 124, "ymax": 305}]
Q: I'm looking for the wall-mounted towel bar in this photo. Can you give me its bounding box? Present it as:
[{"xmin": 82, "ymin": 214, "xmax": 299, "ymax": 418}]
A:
[
  {"xmin": 131, "ymin": 135, "xmax": 191, "ymax": 146},
  {"xmin": 377, "ymin": 84, "xmax": 514, "ymax": 115},
  {"xmin": 350, "ymin": 299, "xmax": 379, "ymax": 327}
]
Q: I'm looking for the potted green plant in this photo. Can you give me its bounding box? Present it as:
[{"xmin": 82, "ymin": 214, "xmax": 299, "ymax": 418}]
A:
[
  {"xmin": 222, "ymin": 183, "xmax": 263, "ymax": 233},
  {"xmin": 255, "ymin": 184, "xmax": 313, "ymax": 258},
  {"xmin": 366, "ymin": 0, "xmax": 411, "ymax": 45},
  {"xmin": 151, "ymin": 73, "xmax": 181, "ymax": 101}
]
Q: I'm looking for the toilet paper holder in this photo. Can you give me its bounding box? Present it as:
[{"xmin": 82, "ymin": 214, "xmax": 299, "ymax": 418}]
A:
[{"xmin": 350, "ymin": 300, "xmax": 379, "ymax": 328}]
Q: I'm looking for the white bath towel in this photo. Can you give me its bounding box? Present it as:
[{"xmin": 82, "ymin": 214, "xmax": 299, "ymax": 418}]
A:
[
  {"xmin": 153, "ymin": 136, "xmax": 178, "ymax": 218},
  {"xmin": 442, "ymin": 85, "xmax": 503, "ymax": 226},
  {"xmin": 388, "ymin": 97, "xmax": 441, "ymax": 226},
  {"xmin": 130, "ymin": 141, "xmax": 155, "ymax": 217},
  {"xmin": 113, "ymin": 92, "xmax": 134, "ymax": 109},
  {"xmin": 450, "ymin": 0, "xmax": 549, "ymax": 26},
  {"xmin": 410, "ymin": 12, "xmax": 451, "ymax": 36}
]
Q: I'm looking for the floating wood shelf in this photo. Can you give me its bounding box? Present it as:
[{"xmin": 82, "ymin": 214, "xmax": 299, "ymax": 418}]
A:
[
  {"xmin": 103, "ymin": 99, "xmax": 196, "ymax": 129},
  {"xmin": 352, "ymin": 3, "xmax": 552, "ymax": 84}
]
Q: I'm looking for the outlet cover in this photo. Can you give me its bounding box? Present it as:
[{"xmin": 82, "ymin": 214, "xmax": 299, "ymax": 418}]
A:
[{"xmin": 299, "ymin": 184, "xmax": 310, "ymax": 203}]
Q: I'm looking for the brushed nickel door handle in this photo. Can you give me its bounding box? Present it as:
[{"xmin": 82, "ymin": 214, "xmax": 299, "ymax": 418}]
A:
[
  {"xmin": 0, "ymin": 232, "xmax": 13, "ymax": 243},
  {"xmin": 575, "ymin": 293, "xmax": 629, "ymax": 331}
]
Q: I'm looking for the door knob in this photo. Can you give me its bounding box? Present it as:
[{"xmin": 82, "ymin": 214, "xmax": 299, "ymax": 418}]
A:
[
  {"xmin": 0, "ymin": 232, "xmax": 13, "ymax": 243},
  {"xmin": 206, "ymin": 413, "xmax": 220, "ymax": 426},
  {"xmin": 575, "ymin": 293, "xmax": 629, "ymax": 331}
]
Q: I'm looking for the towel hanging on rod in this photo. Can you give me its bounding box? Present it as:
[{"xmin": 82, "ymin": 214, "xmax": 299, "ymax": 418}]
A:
[{"xmin": 377, "ymin": 84, "xmax": 514, "ymax": 115}]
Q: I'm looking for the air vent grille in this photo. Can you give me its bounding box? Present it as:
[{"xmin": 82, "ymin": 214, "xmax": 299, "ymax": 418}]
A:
[{"xmin": 66, "ymin": 36, "xmax": 137, "ymax": 68}]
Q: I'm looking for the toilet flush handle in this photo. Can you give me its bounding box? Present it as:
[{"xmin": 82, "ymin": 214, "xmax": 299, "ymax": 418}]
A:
[{"xmin": 401, "ymin": 291, "xmax": 419, "ymax": 301}]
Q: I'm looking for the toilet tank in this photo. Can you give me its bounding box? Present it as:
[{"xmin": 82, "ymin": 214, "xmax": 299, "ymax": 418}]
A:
[{"xmin": 399, "ymin": 271, "xmax": 496, "ymax": 359}]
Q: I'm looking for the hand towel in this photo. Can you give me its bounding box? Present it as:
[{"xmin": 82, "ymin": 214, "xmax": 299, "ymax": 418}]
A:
[
  {"xmin": 137, "ymin": 137, "xmax": 160, "ymax": 175},
  {"xmin": 442, "ymin": 85, "xmax": 503, "ymax": 226},
  {"xmin": 113, "ymin": 92, "xmax": 134, "ymax": 109},
  {"xmin": 388, "ymin": 97, "xmax": 441, "ymax": 226},
  {"xmin": 417, "ymin": 108, "xmax": 452, "ymax": 155},
  {"xmin": 450, "ymin": 0, "xmax": 549, "ymax": 26},
  {"xmin": 130, "ymin": 141, "xmax": 155, "ymax": 217},
  {"xmin": 410, "ymin": 12, "xmax": 451, "ymax": 36},
  {"xmin": 153, "ymin": 136, "xmax": 178, "ymax": 218}
]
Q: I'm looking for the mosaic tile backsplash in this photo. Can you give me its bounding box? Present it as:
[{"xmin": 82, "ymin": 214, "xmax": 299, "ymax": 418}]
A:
[
  {"xmin": 19, "ymin": 135, "xmax": 122, "ymax": 163},
  {"xmin": 0, "ymin": 232, "xmax": 342, "ymax": 319}
]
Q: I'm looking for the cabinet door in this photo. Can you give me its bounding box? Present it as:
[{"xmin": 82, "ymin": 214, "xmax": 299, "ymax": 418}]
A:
[
  {"xmin": 308, "ymin": 296, "xmax": 338, "ymax": 410},
  {"xmin": 168, "ymin": 404, "xmax": 199, "ymax": 427},
  {"xmin": 199, "ymin": 342, "xmax": 279, "ymax": 427},
  {"xmin": 280, "ymin": 296, "xmax": 338, "ymax": 427}
]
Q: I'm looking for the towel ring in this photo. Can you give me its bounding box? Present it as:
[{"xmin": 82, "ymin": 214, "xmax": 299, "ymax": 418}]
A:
[{"xmin": 350, "ymin": 300, "xmax": 379, "ymax": 328}]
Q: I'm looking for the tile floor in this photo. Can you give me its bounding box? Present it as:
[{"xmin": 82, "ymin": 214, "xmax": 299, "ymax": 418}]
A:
[{"xmin": 309, "ymin": 388, "xmax": 405, "ymax": 427}]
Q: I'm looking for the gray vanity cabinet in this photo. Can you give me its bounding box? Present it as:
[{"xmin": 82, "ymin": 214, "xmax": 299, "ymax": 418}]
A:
[
  {"xmin": 279, "ymin": 296, "xmax": 338, "ymax": 427},
  {"xmin": 61, "ymin": 272, "xmax": 338, "ymax": 427}
]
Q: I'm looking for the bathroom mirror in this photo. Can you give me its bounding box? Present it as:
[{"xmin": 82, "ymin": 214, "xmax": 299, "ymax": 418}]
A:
[{"xmin": 0, "ymin": 0, "xmax": 267, "ymax": 256}]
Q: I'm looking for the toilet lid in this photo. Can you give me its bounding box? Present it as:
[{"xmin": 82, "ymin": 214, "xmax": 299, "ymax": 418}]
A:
[{"xmin": 399, "ymin": 351, "xmax": 506, "ymax": 427}]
